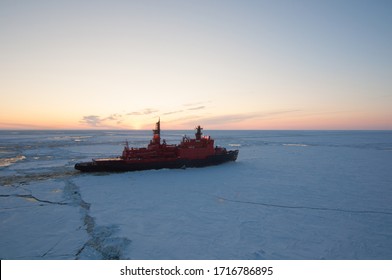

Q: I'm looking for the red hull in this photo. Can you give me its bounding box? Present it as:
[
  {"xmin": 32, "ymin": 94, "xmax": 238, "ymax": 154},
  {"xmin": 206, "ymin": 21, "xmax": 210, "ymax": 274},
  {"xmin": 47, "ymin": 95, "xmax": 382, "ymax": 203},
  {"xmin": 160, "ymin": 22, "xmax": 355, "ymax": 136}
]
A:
[{"xmin": 75, "ymin": 150, "xmax": 238, "ymax": 172}]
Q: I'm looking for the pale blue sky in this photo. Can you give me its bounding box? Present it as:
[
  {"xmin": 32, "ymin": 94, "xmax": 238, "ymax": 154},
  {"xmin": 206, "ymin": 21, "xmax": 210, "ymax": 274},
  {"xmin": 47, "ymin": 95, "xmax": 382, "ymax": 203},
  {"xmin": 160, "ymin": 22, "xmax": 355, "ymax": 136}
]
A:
[{"xmin": 1, "ymin": 0, "xmax": 391, "ymax": 129}]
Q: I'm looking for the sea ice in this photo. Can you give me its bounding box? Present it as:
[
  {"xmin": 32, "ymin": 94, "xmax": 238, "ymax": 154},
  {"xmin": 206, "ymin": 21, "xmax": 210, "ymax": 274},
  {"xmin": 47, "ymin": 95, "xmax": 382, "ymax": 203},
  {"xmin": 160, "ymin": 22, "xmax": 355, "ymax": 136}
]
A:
[{"xmin": 1, "ymin": 130, "xmax": 392, "ymax": 259}]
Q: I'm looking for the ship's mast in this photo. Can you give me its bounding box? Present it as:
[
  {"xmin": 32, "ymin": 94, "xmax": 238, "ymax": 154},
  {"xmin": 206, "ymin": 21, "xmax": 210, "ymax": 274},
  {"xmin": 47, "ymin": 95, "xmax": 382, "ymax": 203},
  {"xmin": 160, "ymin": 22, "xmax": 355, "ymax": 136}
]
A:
[
  {"xmin": 152, "ymin": 118, "xmax": 161, "ymax": 144},
  {"xmin": 195, "ymin": 125, "xmax": 203, "ymax": 140}
]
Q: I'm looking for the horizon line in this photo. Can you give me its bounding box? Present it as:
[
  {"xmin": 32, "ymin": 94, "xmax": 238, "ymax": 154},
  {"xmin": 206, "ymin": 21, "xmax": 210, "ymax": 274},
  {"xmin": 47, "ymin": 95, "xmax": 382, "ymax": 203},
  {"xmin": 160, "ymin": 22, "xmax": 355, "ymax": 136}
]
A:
[{"xmin": 1, "ymin": 128, "xmax": 391, "ymax": 131}]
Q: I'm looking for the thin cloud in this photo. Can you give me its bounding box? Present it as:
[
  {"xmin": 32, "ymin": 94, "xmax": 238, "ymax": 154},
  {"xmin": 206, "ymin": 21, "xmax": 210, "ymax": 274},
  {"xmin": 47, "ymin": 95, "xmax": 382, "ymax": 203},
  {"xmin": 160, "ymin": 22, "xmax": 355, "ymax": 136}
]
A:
[
  {"xmin": 164, "ymin": 114, "xmax": 203, "ymax": 126},
  {"xmin": 187, "ymin": 106, "xmax": 205, "ymax": 111},
  {"xmin": 103, "ymin": 114, "xmax": 122, "ymax": 121},
  {"xmin": 258, "ymin": 109, "xmax": 302, "ymax": 119},
  {"xmin": 182, "ymin": 113, "xmax": 258, "ymax": 126},
  {"xmin": 183, "ymin": 101, "xmax": 204, "ymax": 107},
  {"xmin": 127, "ymin": 108, "xmax": 159, "ymax": 116},
  {"xmin": 162, "ymin": 105, "xmax": 205, "ymax": 116},
  {"xmin": 163, "ymin": 110, "xmax": 184, "ymax": 115},
  {"xmin": 80, "ymin": 114, "xmax": 124, "ymax": 128},
  {"xmin": 183, "ymin": 100, "xmax": 211, "ymax": 107},
  {"xmin": 179, "ymin": 110, "xmax": 301, "ymax": 127},
  {"xmin": 80, "ymin": 115, "xmax": 102, "ymax": 127}
]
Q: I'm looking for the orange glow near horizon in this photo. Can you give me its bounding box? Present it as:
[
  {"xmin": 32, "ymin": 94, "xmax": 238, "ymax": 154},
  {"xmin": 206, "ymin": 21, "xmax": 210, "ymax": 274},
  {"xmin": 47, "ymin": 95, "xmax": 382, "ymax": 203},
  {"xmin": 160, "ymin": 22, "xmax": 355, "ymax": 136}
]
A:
[
  {"xmin": 0, "ymin": 1, "xmax": 391, "ymax": 131},
  {"xmin": 1, "ymin": 110, "xmax": 390, "ymax": 130}
]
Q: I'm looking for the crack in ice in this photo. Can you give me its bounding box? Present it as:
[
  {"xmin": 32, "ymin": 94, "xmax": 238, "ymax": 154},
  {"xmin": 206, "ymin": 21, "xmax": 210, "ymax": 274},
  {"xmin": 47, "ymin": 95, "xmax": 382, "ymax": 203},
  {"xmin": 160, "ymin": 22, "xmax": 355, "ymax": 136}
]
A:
[
  {"xmin": 65, "ymin": 180, "xmax": 131, "ymax": 260},
  {"xmin": 214, "ymin": 195, "xmax": 392, "ymax": 216},
  {"xmin": 0, "ymin": 194, "xmax": 68, "ymax": 206},
  {"xmin": 41, "ymin": 238, "xmax": 64, "ymax": 258}
]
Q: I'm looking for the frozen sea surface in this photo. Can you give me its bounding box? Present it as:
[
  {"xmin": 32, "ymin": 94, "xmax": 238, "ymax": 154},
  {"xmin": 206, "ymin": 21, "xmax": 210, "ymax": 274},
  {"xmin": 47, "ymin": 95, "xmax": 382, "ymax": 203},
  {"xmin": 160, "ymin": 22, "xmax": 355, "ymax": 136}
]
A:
[{"xmin": 1, "ymin": 130, "xmax": 392, "ymax": 259}]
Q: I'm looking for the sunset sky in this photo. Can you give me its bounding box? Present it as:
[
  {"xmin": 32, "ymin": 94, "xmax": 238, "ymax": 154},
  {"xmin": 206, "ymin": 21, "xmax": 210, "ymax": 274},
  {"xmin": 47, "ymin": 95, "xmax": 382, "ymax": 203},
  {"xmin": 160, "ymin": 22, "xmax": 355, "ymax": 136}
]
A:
[{"xmin": 1, "ymin": 0, "xmax": 391, "ymax": 130}]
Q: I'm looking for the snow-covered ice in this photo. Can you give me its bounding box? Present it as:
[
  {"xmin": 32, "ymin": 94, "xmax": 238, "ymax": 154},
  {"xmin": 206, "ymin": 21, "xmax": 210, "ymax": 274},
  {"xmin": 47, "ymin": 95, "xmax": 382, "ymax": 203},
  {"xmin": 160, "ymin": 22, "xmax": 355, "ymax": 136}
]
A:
[{"xmin": 1, "ymin": 130, "xmax": 392, "ymax": 259}]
